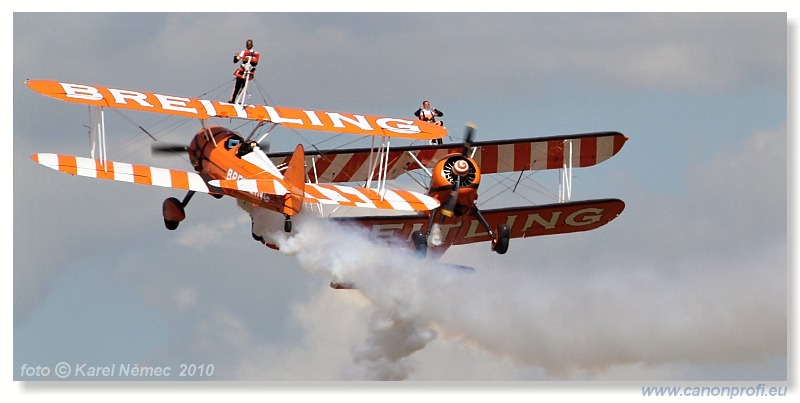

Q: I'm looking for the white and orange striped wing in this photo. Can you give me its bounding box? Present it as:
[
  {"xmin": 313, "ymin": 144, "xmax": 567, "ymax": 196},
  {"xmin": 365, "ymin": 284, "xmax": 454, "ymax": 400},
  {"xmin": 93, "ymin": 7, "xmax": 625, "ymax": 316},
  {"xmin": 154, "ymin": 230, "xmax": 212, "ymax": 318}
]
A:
[
  {"xmin": 208, "ymin": 179, "xmax": 288, "ymax": 196},
  {"xmin": 209, "ymin": 179, "xmax": 439, "ymax": 212},
  {"xmin": 31, "ymin": 153, "xmax": 215, "ymax": 193},
  {"xmin": 305, "ymin": 184, "xmax": 439, "ymax": 212},
  {"xmin": 466, "ymin": 131, "xmax": 628, "ymax": 172},
  {"xmin": 268, "ymin": 131, "xmax": 628, "ymax": 183}
]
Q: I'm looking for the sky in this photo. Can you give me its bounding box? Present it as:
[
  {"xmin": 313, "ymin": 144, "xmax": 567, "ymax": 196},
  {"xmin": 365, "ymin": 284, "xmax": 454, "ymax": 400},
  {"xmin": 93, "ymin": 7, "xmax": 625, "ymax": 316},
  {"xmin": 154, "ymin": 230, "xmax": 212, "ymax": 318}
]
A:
[{"xmin": 5, "ymin": 4, "xmax": 795, "ymax": 402}]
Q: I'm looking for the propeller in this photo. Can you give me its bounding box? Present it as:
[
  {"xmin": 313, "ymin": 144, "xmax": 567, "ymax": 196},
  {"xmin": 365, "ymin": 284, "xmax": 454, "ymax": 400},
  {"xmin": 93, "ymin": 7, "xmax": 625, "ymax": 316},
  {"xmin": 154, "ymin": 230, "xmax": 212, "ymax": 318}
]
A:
[
  {"xmin": 151, "ymin": 143, "xmax": 190, "ymax": 155},
  {"xmin": 151, "ymin": 141, "xmax": 270, "ymax": 156},
  {"xmin": 461, "ymin": 122, "xmax": 476, "ymax": 157},
  {"xmin": 441, "ymin": 124, "xmax": 477, "ymax": 218},
  {"xmin": 441, "ymin": 175, "xmax": 460, "ymax": 217}
]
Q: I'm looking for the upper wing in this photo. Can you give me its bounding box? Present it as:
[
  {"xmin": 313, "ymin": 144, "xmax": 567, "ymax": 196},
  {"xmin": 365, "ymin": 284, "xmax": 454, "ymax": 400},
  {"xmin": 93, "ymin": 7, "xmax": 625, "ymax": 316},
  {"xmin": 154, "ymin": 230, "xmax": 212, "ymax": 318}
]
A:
[
  {"xmin": 31, "ymin": 153, "xmax": 219, "ymax": 193},
  {"xmin": 26, "ymin": 79, "xmax": 446, "ymax": 141},
  {"xmin": 268, "ymin": 131, "xmax": 628, "ymax": 183},
  {"xmin": 209, "ymin": 179, "xmax": 439, "ymax": 212},
  {"xmin": 331, "ymin": 198, "xmax": 625, "ymax": 245},
  {"xmin": 458, "ymin": 132, "xmax": 628, "ymax": 173}
]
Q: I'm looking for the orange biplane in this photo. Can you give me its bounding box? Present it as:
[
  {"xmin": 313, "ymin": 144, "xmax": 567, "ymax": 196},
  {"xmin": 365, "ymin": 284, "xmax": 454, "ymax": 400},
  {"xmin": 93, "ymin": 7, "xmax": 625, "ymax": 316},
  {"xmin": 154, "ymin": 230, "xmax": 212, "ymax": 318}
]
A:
[
  {"xmin": 265, "ymin": 126, "xmax": 627, "ymax": 288},
  {"xmin": 27, "ymin": 80, "xmax": 444, "ymax": 234},
  {"xmin": 294, "ymin": 127, "xmax": 627, "ymax": 253},
  {"xmin": 27, "ymin": 79, "xmax": 627, "ymax": 289}
]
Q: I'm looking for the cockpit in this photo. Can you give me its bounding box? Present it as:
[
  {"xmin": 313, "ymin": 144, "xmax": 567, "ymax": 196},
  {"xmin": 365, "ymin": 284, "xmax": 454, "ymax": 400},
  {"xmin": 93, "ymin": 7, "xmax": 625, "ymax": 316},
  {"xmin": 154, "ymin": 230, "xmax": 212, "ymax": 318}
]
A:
[
  {"xmin": 225, "ymin": 136, "xmax": 242, "ymax": 150},
  {"xmin": 188, "ymin": 126, "xmax": 245, "ymax": 170}
]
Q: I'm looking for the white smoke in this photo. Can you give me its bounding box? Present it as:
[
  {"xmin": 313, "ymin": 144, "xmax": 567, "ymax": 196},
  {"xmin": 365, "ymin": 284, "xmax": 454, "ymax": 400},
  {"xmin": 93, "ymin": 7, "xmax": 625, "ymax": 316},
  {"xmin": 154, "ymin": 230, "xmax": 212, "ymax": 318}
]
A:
[
  {"xmin": 249, "ymin": 125, "xmax": 787, "ymax": 380},
  {"xmin": 348, "ymin": 310, "xmax": 436, "ymax": 380},
  {"xmin": 269, "ymin": 212, "xmax": 447, "ymax": 380},
  {"xmin": 251, "ymin": 205, "xmax": 785, "ymax": 381}
]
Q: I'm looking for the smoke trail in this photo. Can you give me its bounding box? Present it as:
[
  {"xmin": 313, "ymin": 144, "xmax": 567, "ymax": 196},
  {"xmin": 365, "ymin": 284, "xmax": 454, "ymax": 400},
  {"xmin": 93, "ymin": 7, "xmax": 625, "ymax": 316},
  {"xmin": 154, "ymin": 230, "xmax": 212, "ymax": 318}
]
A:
[
  {"xmin": 241, "ymin": 127, "xmax": 786, "ymax": 380},
  {"xmin": 348, "ymin": 310, "xmax": 436, "ymax": 380},
  {"xmin": 256, "ymin": 208, "xmax": 785, "ymax": 380},
  {"xmin": 268, "ymin": 212, "xmax": 448, "ymax": 380}
]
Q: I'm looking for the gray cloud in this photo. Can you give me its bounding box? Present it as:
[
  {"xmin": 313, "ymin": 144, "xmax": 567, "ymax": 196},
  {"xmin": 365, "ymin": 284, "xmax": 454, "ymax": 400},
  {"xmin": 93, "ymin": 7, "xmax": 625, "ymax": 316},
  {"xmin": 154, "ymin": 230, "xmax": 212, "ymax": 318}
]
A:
[{"xmin": 12, "ymin": 12, "xmax": 787, "ymax": 382}]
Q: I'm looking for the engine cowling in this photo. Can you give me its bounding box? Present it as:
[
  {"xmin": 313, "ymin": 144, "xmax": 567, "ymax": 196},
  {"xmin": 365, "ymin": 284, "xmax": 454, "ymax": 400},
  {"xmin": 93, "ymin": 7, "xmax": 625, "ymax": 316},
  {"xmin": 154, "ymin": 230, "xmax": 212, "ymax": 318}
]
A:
[{"xmin": 428, "ymin": 154, "xmax": 481, "ymax": 217}]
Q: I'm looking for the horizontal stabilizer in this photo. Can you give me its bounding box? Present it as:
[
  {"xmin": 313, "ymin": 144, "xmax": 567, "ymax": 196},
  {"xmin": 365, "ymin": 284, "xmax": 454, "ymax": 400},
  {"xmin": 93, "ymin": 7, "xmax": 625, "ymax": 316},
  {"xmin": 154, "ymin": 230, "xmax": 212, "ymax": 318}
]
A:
[
  {"xmin": 31, "ymin": 153, "xmax": 217, "ymax": 193},
  {"xmin": 330, "ymin": 261, "xmax": 473, "ymax": 290},
  {"xmin": 208, "ymin": 179, "xmax": 289, "ymax": 196},
  {"xmin": 305, "ymin": 183, "xmax": 440, "ymax": 212},
  {"xmin": 209, "ymin": 179, "xmax": 439, "ymax": 212}
]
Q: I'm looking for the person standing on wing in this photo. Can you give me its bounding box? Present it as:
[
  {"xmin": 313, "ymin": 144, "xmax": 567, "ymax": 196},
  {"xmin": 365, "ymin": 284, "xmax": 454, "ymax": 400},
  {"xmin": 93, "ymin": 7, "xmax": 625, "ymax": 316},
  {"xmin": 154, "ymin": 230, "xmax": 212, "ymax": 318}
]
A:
[
  {"xmin": 414, "ymin": 100, "xmax": 444, "ymax": 144},
  {"xmin": 229, "ymin": 39, "xmax": 260, "ymax": 104}
]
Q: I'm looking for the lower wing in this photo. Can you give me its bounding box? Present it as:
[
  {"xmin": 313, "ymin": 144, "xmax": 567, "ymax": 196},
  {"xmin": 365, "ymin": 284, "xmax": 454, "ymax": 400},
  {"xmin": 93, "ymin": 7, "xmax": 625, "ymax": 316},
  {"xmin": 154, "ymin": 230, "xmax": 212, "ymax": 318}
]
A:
[
  {"xmin": 31, "ymin": 153, "xmax": 219, "ymax": 193},
  {"xmin": 331, "ymin": 198, "xmax": 625, "ymax": 245}
]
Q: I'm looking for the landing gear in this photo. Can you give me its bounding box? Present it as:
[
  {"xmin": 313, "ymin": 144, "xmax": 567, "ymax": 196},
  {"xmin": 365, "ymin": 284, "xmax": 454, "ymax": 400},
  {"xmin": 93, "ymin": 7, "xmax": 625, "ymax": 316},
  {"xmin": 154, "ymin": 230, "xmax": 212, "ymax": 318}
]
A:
[
  {"xmin": 413, "ymin": 206, "xmax": 510, "ymax": 258},
  {"xmin": 493, "ymin": 224, "xmax": 510, "ymax": 254},
  {"xmin": 162, "ymin": 191, "xmax": 195, "ymax": 230},
  {"xmin": 471, "ymin": 206, "xmax": 510, "ymax": 255},
  {"xmin": 251, "ymin": 220, "xmax": 264, "ymax": 242},
  {"xmin": 163, "ymin": 214, "xmax": 181, "ymax": 230},
  {"xmin": 162, "ymin": 192, "xmax": 192, "ymax": 230},
  {"xmin": 284, "ymin": 215, "xmax": 292, "ymax": 232},
  {"xmin": 412, "ymin": 230, "xmax": 428, "ymax": 258}
]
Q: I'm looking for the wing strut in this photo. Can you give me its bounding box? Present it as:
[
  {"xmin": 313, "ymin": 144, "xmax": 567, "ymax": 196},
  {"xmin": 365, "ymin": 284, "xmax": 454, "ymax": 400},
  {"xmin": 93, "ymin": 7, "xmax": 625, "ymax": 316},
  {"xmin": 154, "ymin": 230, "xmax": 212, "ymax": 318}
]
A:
[
  {"xmin": 406, "ymin": 150, "xmax": 432, "ymax": 178},
  {"xmin": 365, "ymin": 136, "xmax": 392, "ymax": 199},
  {"xmin": 559, "ymin": 139, "xmax": 573, "ymax": 202},
  {"xmin": 200, "ymin": 120, "xmax": 217, "ymax": 146},
  {"xmin": 378, "ymin": 137, "xmax": 391, "ymax": 200},
  {"xmin": 86, "ymin": 106, "xmax": 108, "ymax": 170},
  {"xmin": 309, "ymin": 156, "xmax": 324, "ymax": 217}
]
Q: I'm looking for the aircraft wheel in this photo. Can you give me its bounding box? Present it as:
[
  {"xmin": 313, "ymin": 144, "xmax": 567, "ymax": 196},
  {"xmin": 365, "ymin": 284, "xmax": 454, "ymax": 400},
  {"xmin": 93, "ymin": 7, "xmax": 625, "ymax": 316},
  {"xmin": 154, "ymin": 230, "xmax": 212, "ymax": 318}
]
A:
[
  {"xmin": 284, "ymin": 217, "xmax": 292, "ymax": 233},
  {"xmin": 162, "ymin": 197, "xmax": 185, "ymax": 231},
  {"xmin": 251, "ymin": 221, "xmax": 264, "ymax": 241},
  {"xmin": 412, "ymin": 230, "xmax": 428, "ymax": 258},
  {"xmin": 494, "ymin": 224, "xmax": 510, "ymax": 254}
]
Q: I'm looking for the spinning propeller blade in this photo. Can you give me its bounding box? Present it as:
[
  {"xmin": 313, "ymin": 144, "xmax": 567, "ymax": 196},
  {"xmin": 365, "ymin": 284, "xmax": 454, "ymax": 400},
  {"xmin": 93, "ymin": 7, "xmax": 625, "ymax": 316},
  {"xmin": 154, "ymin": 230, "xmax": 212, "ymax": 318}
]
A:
[
  {"xmin": 461, "ymin": 123, "xmax": 476, "ymax": 156},
  {"xmin": 151, "ymin": 143, "xmax": 189, "ymax": 155},
  {"xmin": 443, "ymin": 124, "xmax": 477, "ymax": 217}
]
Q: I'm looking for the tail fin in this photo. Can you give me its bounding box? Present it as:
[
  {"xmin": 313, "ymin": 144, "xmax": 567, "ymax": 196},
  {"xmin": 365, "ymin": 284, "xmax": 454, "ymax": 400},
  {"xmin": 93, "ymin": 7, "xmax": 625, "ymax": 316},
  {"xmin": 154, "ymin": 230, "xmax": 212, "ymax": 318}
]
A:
[{"xmin": 282, "ymin": 144, "xmax": 306, "ymax": 216}]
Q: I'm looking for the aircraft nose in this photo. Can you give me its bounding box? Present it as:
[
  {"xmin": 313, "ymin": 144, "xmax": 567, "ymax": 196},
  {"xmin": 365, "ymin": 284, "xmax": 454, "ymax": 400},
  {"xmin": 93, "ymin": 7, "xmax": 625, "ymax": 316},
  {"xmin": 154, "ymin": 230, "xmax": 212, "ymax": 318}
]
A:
[{"xmin": 453, "ymin": 159, "xmax": 470, "ymax": 176}]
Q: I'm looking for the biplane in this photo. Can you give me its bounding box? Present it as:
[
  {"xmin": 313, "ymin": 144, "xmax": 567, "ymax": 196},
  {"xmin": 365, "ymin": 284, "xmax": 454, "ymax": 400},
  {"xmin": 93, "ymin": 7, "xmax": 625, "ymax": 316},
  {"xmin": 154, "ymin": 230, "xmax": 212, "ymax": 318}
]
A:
[
  {"xmin": 26, "ymin": 80, "xmax": 444, "ymax": 233},
  {"xmin": 294, "ymin": 127, "xmax": 627, "ymax": 254},
  {"xmin": 271, "ymin": 126, "xmax": 627, "ymax": 288},
  {"xmin": 27, "ymin": 79, "xmax": 627, "ymax": 289}
]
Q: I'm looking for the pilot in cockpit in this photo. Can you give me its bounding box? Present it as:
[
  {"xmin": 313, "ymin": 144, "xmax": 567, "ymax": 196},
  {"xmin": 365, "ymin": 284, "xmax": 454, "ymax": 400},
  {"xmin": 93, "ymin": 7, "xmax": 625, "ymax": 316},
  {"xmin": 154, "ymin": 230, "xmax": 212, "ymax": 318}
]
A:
[{"xmin": 236, "ymin": 140, "xmax": 260, "ymax": 157}]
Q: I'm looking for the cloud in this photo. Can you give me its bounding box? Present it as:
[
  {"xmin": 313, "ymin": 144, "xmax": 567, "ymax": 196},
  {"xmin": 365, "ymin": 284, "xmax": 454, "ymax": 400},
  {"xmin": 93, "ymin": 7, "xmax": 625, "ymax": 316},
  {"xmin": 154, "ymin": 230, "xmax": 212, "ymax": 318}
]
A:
[{"xmin": 12, "ymin": 12, "xmax": 787, "ymax": 383}]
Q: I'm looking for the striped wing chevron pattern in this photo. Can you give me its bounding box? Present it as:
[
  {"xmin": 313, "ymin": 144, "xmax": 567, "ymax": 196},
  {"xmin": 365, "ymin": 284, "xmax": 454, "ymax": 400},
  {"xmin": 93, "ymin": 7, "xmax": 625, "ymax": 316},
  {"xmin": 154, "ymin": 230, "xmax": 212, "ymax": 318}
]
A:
[
  {"xmin": 32, "ymin": 153, "xmax": 439, "ymax": 213},
  {"xmin": 268, "ymin": 131, "xmax": 628, "ymax": 183},
  {"xmin": 32, "ymin": 153, "xmax": 215, "ymax": 193},
  {"xmin": 210, "ymin": 179, "xmax": 439, "ymax": 212}
]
